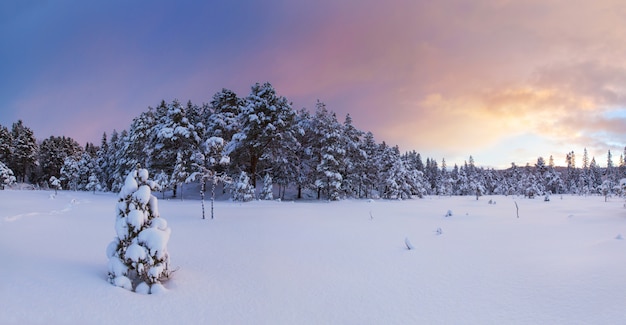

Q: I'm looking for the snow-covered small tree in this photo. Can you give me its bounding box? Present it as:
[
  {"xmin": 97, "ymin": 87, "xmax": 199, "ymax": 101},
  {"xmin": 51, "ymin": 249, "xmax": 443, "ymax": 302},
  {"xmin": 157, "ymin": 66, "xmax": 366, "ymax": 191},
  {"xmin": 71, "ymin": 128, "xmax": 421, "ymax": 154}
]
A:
[
  {"xmin": 0, "ymin": 161, "xmax": 16, "ymax": 190},
  {"xmin": 600, "ymin": 179, "xmax": 612, "ymax": 202},
  {"xmin": 106, "ymin": 166, "xmax": 171, "ymax": 294},
  {"xmin": 231, "ymin": 171, "xmax": 255, "ymax": 202},
  {"xmin": 171, "ymin": 151, "xmax": 191, "ymax": 200},
  {"xmin": 60, "ymin": 156, "xmax": 80, "ymax": 191},
  {"xmin": 86, "ymin": 173, "xmax": 101, "ymax": 194},
  {"xmin": 260, "ymin": 173, "xmax": 273, "ymax": 200},
  {"xmin": 49, "ymin": 175, "xmax": 61, "ymax": 194},
  {"xmin": 153, "ymin": 170, "xmax": 170, "ymax": 199}
]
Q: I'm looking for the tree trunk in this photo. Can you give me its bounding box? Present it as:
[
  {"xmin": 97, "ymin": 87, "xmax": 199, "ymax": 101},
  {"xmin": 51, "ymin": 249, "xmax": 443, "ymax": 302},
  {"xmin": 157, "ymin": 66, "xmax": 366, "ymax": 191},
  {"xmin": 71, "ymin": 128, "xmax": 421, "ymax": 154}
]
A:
[
  {"xmin": 201, "ymin": 180, "xmax": 206, "ymax": 220},
  {"xmin": 250, "ymin": 154, "xmax": 258, "ymax": 188},
  {"xmin": 211, "ymin": 178, "xmax": 216, "ymax": 219}
]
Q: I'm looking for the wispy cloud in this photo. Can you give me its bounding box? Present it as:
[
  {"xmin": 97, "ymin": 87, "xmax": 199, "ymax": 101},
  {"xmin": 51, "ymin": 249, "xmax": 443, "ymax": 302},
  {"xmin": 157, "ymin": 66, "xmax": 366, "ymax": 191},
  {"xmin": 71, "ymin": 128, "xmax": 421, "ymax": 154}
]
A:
[{"xmin": 1, "ymin": 0, "xmax": 625, "ymax": 167}]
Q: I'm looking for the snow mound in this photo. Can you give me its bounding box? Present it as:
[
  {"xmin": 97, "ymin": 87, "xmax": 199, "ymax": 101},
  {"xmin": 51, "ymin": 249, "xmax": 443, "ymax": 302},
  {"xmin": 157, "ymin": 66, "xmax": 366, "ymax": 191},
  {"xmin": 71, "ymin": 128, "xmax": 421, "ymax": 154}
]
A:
[
  {"xmin": 135, "ymin": 282, "xmax": 150, "ymax": 295},
  {"xmin": 133, "ymin": 185, "xmax": 151, "ymax": 206},
  {"xmin": 138, "ymin": 227, "xmax": 171, "ymax": 259},
  {"xmin": 150, "ymin": 283, "xmax": 168, "ymax": 294},
  {"xmin": 126, "ymin": 243, "xmax": 148, "ymax": 262},
  {"xmin": 113, "ymin": 276, "xmax": 133, "ymax": 290},
  {"xmin": 127, "ymin": 210, "xmax": 145, "ymax": 230},
  {"xmin": 404, "ymin": 237, "xmax": 414, "ymax": 250}
]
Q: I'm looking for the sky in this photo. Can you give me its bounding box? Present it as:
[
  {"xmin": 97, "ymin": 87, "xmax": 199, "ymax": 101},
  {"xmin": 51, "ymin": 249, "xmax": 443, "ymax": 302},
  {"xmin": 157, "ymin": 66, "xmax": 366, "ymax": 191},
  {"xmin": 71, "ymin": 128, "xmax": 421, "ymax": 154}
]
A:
[{"xmin": 1, "ymin": 0, "xmax": 626, "ymax": 169}]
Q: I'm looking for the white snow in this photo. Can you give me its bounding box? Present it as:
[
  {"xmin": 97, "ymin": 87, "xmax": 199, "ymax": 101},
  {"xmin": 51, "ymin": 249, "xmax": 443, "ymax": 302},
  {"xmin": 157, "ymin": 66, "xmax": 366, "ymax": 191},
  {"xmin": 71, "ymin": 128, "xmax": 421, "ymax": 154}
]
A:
[
  {"xmin": 2, "ymin": 190, "xmax": 626, "ymax": 324},
  {"xmin": 138, "ymin": 227, "xmax": 170, "ymax": 259},
  {"xmin": 119, "ymin": 171, "xmax": 138, "ymax": 198},
  {"xmin": 133, "ymin": 185, "xmax": 152, "ymax": 207},
  {"xmin": 125, "ymin": 242, "xmax": 147, "ymax": 262},
  {"xmin": 126, "ymin": 209, "xmax": 145, "ymax": 230}
]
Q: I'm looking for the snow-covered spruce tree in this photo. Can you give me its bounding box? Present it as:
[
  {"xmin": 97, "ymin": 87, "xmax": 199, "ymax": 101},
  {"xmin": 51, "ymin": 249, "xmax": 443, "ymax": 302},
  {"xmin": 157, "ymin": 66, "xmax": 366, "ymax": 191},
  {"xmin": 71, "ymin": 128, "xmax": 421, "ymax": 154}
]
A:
[
  {"xmin": 9, "ymin": 120, "xmax": 38, "ymax": 183},
  {"xmin": 312, "ymin": 101, "xmax": 345, "ymax": 201},
  {"xmin": 231, "ymin": 171, "xmax": 255, "ymax": 202},
  {"xmin": 86, "ymin": 173, "xmax": 101, "ymax": 194},
  {"xmin": 260, "ymin": 173, "xmax": 273, "ymax": 200},
  {"xmin": 107, "ymin": 166, "xmax": 171, "ymax": 294},
  {"xmin": 0, "ymin": 161, "xmax": 16, "ymax": 189},
  {"xmin": 230, "ymin": 82, "xmax": 298, "ymax": 188}
]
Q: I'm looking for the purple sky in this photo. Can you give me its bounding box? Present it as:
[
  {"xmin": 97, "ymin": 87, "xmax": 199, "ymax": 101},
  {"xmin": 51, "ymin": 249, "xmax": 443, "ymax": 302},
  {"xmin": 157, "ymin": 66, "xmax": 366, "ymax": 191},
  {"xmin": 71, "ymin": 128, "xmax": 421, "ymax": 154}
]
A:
[{"xmin": 2, "ymin": 0, "xmax": 626, "ymax": 168}]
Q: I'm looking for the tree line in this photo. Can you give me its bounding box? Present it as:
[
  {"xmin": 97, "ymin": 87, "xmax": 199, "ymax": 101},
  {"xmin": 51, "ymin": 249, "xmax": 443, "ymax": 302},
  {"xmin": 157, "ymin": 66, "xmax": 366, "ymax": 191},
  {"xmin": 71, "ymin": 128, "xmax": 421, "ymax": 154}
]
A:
[{"xmin": 1, "ymin": 82, "xmax": 626, "ymax": 199}]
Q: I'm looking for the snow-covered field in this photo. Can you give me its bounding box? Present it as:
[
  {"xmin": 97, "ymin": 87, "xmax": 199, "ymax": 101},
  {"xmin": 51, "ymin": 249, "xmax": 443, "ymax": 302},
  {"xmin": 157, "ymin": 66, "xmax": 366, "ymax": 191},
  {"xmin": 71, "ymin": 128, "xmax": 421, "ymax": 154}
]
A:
[{"xmin": 2, "ymin": 190, "xmax": 626, "ymax": 324}]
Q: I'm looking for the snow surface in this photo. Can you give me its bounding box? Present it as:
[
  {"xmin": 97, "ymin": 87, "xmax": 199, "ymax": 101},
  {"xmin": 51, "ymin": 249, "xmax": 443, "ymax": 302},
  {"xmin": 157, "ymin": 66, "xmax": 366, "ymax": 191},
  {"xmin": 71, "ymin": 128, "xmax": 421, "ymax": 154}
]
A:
[{"xmin": 2, "ymin": 190, "xmax": 626, "ymax": 324}]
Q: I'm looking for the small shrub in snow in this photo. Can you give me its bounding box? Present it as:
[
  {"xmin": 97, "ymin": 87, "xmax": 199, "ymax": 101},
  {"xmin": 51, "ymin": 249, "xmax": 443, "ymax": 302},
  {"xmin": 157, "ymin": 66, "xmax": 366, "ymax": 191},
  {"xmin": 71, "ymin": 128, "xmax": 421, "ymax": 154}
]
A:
[
  {"xmin": 445, "ymin": 210, "xmax": 453, "ymax": 217},
  {"xmin": 107, "ymin": 166, "xmax": 171, "ymax": 293},
  {"xmin": 231, "ymin": 171, "xmax": 255, "ymax": 202},
  {"xmin": 544, "ymin": 195, "xmax": 550, "ymax": 202},
  {"xmin": 404, "ymin": 237, "xmax": 414, "ymax": 250},
  {"xmin": 436, "ymin": 227, "xmax": 443, "ymax": 235},
  {"xmin": 49, "ymin": 176, "xmax": 61, "ymax": 194}
]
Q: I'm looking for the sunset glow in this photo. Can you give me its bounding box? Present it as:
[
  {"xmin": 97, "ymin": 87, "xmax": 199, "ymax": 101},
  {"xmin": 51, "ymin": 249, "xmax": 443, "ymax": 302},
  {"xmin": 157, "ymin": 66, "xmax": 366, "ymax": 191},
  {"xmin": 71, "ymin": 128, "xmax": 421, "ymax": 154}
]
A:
[{"xmin": 1, "ymin": 0, "xmax": 625, "ymax": 168}]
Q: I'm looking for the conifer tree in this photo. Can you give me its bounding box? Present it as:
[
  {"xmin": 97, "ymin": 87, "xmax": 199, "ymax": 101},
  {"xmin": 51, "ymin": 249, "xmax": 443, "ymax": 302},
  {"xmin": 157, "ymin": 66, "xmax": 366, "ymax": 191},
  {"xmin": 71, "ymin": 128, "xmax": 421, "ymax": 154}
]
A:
[
  {"xmin": 206, "ymin": 88, "xmax": 242, "ymax": 142},
  {"xmin": 359, "ymin": 131, "xmax": 379, "ymax": 198},
  {"xmin": 312, "ymin": 101, "xmax": 345, "ymax": 200},
  {"xmin": 0, "ymin": 125, "xmax": 13, "ymax": 165},
  {"xmin": 341, "ymin": 114, "xmax": 365, "ymax": 197},
  {"xmin": 260, "ymin": 173, "xmax": 274, "ymax": 200},
  {"xmin": 107, "ymin": 166, "xmax": 171, "ymax": 294},
  {"xmin": 0, "ymin": 161, "xmax": 16, "ymax": 189},
  {"xmin": 9, "ymin": 120, "xmax": 38, "ymax": 182},
  {"xmin": 231, "ymin": 171, "xmax": 255, "ymax": 202},
  {"xmin": 229, "ymin": 82, "xmax": 297, "ymax": 188},
  {"xmin": 150, "ymin": 99, "xmax": 201, "ymax": 197}
]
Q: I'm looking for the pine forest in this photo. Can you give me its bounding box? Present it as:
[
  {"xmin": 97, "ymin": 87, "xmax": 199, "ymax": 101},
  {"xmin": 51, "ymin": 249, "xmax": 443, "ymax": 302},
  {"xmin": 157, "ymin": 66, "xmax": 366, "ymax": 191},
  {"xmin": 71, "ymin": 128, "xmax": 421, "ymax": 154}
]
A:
[{"xmin": 2, "ymin": 82, "xmax": 626, "ymax": 200}]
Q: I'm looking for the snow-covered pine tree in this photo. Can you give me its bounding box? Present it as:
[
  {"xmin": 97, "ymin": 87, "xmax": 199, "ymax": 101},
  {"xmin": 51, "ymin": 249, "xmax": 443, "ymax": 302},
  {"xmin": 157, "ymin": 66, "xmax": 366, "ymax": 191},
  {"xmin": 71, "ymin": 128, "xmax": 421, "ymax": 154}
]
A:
[
  {"xmin": 260, "ymin": 173, "xmax": 273, "ymax": 200},
  {"xmin": 172, "ymin": 151, "xmax": 191, "ymax": 200},
  {"xmin": 60, "ymin": 156, "xmax": 80, "ymax": 191},
  {"xmin": 0, "ymin": 161, "xmax": 16, "ymax": 189},
  {"xmin": 96, "ymin": 133, "xmax": 111, "ymax": 191},
  {"xmin": 121, "ymin": 110, "xmax": 155, "ymax": 176},
  {"xmin": 359, "ymin": 131, "xmax": 380, "ymax": 199},
  {"xmin": 39, "ymin": 136, "xmax": 83, "ymax": 188},
  {"xmin": 229, "ymin": 82, "xmax": 298, "ymax": 188},
  {"xmin": 312, "ymin": 101, "xmax": 345, "ymax": 201},
  {"xmin": 9, "ymin": 120, "xmax": 38, "ymax": 183},
  {"xmin": 206, "ymin": 88, "xmax": 242, "ymax": 144},
  {"xmin": 153, "ymin": 170, "xmax": 170, "ymax": 199},
  {"xmin": 107, "ymin": 130, "xmax": 126, "ymax": 193},
  {"xmin": 86, "ymin": 173, "xmax": 101, "ymax": 193},
  {"xmin": 77, "ymin": 151, "xmax": 97, "ymax": 191},
  {"xmin": 149, "ymin": 100, "xmax": 200, "ymax": 198},
  {"xmin": 231, "ymin": 171, "xmax": 255, "ymax": 202},
  {"xmin": 380, "ymin": 145, "xmax": 414, "ymax": 199},
  {"xmin": 0, "ymin": 125, "xmax": 12, "ymax": 164},
  {"xmin": 107, "ymin": 166, "xmax": 171, "ymax": 294},
  {"xmin": 340, "ymin": 114, "xmax": 365, "ymax": 198},
  {"xmin": 292, "ymin": 108, "xmax": 316, "ymax": 199}
]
